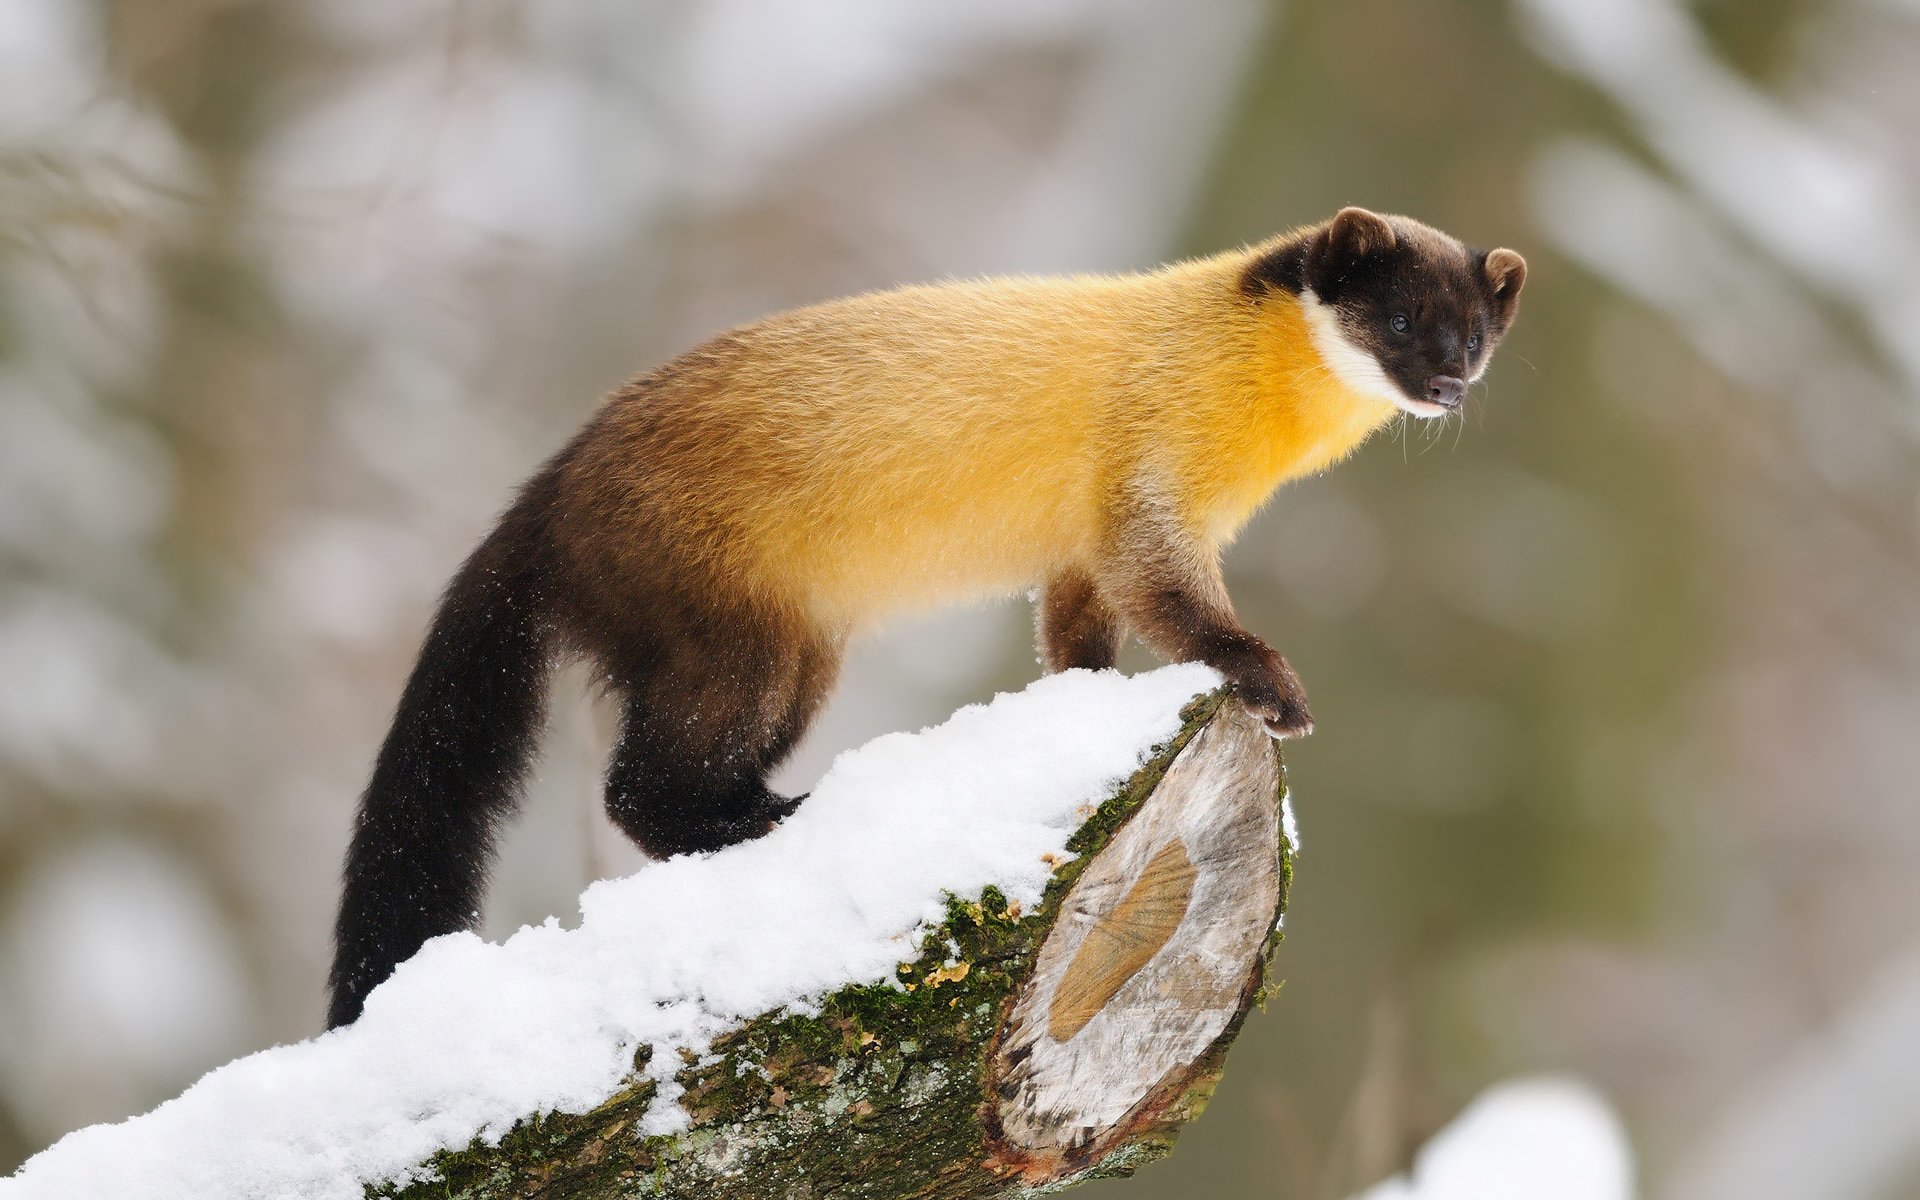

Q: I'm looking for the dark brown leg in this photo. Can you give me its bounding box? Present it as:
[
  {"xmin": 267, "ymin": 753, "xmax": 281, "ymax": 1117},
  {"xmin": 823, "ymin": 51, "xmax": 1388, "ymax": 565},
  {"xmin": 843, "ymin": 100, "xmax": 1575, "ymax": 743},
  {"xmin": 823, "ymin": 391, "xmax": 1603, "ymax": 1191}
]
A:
[
  {"xmin": 752, "ymin": 632, "xmax": 842, "ymax": 819},
  {"xmin": 599, "ymin": 602, "xmax": 842, "ymax": 859},
  {"xmin": 1038, "ymin": 568, "xmax": 1123, "ymax": 672},
  {"xmin": 1094, "ymin": 497, "xmax": 1312, "ymax": 738}
]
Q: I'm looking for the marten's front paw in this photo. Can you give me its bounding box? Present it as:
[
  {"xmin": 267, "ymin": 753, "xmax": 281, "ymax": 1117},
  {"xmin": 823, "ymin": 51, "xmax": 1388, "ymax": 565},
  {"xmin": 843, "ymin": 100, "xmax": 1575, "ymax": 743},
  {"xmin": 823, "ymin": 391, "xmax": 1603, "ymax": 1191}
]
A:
[
  {"xmin": 1252, "ymin": 691, "xmax": 1314, "ymax": 740},
  {"xmin": 1223, "ymin": 648, "xmax": 1314, "ymax": 740}
]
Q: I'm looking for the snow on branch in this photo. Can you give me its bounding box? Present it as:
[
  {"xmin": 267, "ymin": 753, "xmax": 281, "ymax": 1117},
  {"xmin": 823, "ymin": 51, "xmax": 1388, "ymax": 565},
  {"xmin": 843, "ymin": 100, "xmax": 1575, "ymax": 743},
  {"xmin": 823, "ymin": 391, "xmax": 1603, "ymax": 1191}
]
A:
[{"xmin": 6, "ymin": 664, "xmax": 1295, "ymax": 1199}]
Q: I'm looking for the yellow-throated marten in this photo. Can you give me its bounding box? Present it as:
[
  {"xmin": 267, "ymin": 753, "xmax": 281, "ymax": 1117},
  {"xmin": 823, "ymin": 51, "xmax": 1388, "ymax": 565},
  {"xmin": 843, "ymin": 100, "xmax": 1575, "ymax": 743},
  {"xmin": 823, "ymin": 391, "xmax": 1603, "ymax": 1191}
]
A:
[{"xmin": 328, "ymin": 207, "xmax": 1526, "ymax": 1026}]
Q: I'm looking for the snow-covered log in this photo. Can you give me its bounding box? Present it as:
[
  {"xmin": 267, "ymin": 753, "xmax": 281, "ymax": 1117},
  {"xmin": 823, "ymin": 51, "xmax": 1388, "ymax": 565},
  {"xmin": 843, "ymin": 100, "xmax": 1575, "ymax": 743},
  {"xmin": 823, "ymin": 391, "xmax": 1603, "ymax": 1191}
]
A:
[
  {"xmin": 5, "ymin": 666, "xmax": 1293, "ymax": 1200},
  {"xmin": 387, "ymin": 688, "xmax": 1291, "ymax": 1199}
]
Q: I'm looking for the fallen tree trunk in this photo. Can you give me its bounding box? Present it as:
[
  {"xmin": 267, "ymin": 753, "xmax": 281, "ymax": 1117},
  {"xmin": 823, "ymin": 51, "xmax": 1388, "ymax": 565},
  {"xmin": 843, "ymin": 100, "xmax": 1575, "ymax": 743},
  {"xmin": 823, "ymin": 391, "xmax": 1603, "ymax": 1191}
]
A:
[{"xmin": 384, "ymin": 689, "xmax": 1292, "ymax": 1199}]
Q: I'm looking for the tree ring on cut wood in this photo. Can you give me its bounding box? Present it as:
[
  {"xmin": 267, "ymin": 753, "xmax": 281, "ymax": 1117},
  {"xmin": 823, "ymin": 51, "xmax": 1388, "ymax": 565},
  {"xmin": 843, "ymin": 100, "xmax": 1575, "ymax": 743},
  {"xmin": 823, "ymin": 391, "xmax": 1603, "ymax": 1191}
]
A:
[
  {"xmin": 986, "ymin": 701, "xmax": 1283, "ymax": 1183},
  {"xmin": 1047, "ymin": 839, "xmax": 1198, "ymax": 1042}
]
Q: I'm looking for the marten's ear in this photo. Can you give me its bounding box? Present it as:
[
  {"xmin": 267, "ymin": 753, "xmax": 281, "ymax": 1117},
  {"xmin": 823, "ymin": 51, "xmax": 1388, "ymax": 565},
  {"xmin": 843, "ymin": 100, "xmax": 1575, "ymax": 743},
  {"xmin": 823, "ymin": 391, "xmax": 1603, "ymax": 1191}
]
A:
[
  {"xmin": 1240, "ymin": 207, "xmax": 1400, "ymax": 300},
  {"xmin": 1326, "ymin": 207, "xmax": 1396, "ymax": 261},
  {"xmin": 1483, "ymin": 248, "xmax": 1527, "ymax": 326},
  {"xmin": 1299, "ymin": 207, "xmax": 1397, "ymax": 297}
]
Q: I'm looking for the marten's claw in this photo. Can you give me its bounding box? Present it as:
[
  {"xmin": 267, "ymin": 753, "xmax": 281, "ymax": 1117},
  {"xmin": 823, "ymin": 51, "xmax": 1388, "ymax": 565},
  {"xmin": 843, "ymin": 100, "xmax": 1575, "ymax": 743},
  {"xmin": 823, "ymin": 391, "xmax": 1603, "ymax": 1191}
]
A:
[
  {"xmin": 760, "ymin": 791, "xmax": 807, "ymax": 823},
  {"xmin": 1261, "ymin": 707, "xmax": 1314, "ymax": 740}
]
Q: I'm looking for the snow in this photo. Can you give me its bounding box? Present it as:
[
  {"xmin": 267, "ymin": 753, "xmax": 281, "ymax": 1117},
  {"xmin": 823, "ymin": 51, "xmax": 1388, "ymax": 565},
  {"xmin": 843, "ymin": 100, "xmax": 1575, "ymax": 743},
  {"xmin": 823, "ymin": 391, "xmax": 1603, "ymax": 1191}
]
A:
[
  {"xmin": 3, "ymin": 664, "xmax": 1220, "ymax": 1200},
  {"xmin": 1352, "ymin": 1077, "xmax": 1634, "ymax": 1200}
]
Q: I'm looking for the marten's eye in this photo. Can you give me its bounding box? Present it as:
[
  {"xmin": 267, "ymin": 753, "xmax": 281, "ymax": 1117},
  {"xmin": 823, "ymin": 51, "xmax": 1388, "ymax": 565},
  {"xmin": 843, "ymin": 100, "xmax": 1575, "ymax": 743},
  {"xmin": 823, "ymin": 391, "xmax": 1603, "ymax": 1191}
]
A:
[
  {"xmin": 1390, "ymin": 313, "xmax": 1410, "ymax": 334},
  {"xmin": 1467, "ymin": 331, "xmax": 1482, "ymax": 353}
]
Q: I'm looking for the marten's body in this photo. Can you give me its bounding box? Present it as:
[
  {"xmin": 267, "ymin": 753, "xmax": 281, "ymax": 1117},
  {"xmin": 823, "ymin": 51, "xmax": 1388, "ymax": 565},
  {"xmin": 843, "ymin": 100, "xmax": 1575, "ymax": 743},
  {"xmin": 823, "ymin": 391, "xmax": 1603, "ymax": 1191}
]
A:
[
  {"xmin": 328, "ymin": 208, "xmax": 1525, "ymax": 1027},
  {"xmin": 563, "ymin": 267, "xmax": 1396, "ymax": 624}
]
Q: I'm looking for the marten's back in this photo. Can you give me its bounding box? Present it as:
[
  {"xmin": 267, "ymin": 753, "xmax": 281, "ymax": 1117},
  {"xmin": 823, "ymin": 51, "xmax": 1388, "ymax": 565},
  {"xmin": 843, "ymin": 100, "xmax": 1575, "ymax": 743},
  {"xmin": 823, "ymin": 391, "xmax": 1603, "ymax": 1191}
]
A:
[{"xmin": 556, "ymin": 267, "xmax": 1236, "ymax": 625}]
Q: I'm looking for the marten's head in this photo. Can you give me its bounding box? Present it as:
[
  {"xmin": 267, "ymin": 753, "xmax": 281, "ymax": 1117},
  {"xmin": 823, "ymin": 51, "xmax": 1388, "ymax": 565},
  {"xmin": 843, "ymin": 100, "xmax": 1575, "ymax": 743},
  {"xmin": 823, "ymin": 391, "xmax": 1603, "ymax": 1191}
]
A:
[{"xmin": 1245, "ymin": 207, "xmax": 1527, "ymax": 418}]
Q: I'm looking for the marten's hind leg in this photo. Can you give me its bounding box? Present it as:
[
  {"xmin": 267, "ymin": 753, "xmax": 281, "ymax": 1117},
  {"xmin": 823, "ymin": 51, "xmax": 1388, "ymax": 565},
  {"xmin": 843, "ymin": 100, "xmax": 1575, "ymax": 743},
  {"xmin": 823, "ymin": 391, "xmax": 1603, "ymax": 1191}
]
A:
[
  {"xmin": 748, "ymin": 632, "xmax": 842, "ymax": 821},
  {"xmin": 600, "ymin": 606, "xmax": 840, "ymax": 860},
  {"xmin": 1038, "ymin": 568, "xmax": 1123, "ymax": 672}
]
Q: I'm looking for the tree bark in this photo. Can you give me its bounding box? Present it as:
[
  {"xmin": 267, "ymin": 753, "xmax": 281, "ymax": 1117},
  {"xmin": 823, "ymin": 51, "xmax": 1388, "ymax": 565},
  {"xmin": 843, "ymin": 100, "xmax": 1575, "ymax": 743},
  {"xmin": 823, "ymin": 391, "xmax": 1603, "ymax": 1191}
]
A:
[{"xmin": 377, "ymin": 688, "xmax": 1292, "ymax": 1199}]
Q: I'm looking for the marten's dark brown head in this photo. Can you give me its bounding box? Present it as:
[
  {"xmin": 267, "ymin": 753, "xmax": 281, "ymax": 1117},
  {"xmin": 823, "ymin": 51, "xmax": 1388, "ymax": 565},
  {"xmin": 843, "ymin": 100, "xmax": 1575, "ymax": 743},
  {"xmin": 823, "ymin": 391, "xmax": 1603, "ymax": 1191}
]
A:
[{"xmin": 1245, "ymin": 207, "xmax": 1527, "ymax": 418}]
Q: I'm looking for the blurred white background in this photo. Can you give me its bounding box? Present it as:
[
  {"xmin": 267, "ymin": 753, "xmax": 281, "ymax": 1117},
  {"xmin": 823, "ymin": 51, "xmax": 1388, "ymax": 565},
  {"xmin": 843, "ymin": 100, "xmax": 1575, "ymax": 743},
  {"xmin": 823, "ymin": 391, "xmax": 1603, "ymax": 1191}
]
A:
[{"xmin": 3, "ymin": 2, "xmax": 1918, "ymax": 1197}]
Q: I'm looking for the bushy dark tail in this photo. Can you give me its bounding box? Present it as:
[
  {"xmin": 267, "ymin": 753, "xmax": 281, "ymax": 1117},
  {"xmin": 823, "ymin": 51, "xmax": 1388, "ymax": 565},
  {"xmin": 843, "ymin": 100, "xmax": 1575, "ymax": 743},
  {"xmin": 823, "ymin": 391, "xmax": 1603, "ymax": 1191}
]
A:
[{"xmin": 327, "ymin": 492, "xmax": 555, "ymax": 1028}]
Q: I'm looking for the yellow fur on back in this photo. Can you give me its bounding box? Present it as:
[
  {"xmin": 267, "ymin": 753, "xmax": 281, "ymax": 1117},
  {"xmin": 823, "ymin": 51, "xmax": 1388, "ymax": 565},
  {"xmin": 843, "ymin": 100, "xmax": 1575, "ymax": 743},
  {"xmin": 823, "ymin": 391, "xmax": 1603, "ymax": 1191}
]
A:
[{"xmin": 600, "ymin": 241, "xmax": 1399, "ymax": 629}]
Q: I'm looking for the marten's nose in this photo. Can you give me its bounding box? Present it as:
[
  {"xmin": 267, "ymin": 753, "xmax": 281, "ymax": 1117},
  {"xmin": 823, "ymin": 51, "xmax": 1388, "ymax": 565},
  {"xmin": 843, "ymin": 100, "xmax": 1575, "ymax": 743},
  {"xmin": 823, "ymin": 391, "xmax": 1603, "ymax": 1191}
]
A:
[{"xmin": 1425, "ymin": 375, "xmax": 1465, "ymax": 408}]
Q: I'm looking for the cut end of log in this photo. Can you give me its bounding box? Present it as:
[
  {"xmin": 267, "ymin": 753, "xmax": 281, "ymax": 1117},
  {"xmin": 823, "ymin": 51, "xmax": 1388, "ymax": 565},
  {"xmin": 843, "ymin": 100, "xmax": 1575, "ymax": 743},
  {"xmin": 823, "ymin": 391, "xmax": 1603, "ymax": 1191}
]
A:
[{"xmin": 986, "ymin": 700, "xmax": 1287, "ymax": 1186}]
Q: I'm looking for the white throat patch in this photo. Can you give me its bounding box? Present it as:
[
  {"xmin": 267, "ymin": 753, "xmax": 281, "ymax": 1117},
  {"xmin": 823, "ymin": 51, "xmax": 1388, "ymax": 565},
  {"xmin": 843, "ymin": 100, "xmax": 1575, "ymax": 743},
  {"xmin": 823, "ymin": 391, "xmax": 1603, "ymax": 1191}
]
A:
[{"xmin": 1299, "ymin": 289, "xmax": 1449, "ymax": 419}]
